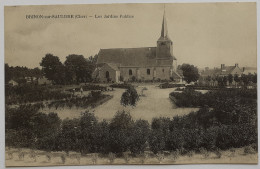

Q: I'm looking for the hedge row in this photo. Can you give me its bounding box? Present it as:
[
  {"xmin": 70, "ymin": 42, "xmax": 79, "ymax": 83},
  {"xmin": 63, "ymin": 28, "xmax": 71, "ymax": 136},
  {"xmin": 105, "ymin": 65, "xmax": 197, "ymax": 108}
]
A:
[
  {"xmin": 170, "ymin": 88, "xmax": 257, "ymax": 107},
  {"xmin": 6, "ymin": 106, "xmax": 257, "ymax": 155},
  {"xmin": 6, "ymin": 84, "xmax": 71, "ymax": 105}
]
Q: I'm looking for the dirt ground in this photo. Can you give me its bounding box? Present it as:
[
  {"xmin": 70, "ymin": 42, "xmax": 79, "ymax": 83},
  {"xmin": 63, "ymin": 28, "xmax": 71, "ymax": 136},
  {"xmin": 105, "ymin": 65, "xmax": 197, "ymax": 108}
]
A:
[{"xmin": 5, "ymin": 147, "xmax": 258, "ymax": 166}]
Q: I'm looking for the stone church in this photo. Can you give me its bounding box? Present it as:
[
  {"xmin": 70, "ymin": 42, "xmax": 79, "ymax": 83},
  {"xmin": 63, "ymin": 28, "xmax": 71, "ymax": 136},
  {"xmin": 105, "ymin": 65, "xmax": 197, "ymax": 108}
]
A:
[{"xmin": 92, "ymin": 11, "xmax": 183, "ymax": 83}]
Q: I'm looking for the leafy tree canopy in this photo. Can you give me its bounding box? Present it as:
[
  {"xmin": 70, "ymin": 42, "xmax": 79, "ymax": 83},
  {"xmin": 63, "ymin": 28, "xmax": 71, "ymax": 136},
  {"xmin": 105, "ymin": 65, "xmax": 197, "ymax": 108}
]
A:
[{"xmin": 180, "ymin": 64, "xmax": 200, "ymax": 84}]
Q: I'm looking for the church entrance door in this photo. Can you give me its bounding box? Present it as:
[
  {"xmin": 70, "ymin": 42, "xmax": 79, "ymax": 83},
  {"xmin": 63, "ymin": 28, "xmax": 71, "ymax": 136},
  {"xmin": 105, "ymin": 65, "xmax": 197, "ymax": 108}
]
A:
[{"xmin": 106, "ymin": 71, "xmax": 110, "ymax": 78}]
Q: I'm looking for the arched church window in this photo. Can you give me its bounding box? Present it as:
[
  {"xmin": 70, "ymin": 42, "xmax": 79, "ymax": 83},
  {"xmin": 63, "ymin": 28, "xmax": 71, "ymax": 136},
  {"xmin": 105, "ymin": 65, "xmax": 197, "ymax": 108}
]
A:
[
  {"xmin": 162, "ymin": 69, "xmax": 164, "ymax": 73},
  {"xmin": 147, "ymin": 69, "xmax": 150, "ymax": 75},
  {"xmin": 129, "ymin": 69, "xmax": 132, "ymax": 75}
]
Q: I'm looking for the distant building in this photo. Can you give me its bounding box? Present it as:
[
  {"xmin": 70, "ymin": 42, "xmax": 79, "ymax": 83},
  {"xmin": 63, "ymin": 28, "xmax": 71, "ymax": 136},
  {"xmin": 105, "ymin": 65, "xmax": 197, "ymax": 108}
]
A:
[
  {"xmin": 8, "ymin": 79, "xmax": 18, "ymax": 86},
  {"xmin": 92, "ymin": 10, "xmax": 182, "ymax": 83},
  {"xmin": 200, "ymin": 64, "xmax": 257, "ymax": 86},
  {"xmin": 38, "ymin": 76, "xmax": 52, "ymax": 85},
  {"xmin": 242, "ymin": 67, "xmax": 257, "ymax": 75},
  {"xmin": 201, "ymin": 64, "xmax": 244, "ymax": 78}
]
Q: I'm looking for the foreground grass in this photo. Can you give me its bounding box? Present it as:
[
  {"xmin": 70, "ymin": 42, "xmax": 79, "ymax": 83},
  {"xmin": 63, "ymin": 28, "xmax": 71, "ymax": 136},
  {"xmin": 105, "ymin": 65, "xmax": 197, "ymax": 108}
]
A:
[{"xmin": 5, "ymin": 147, "xmax": 258, "ymax": 166}]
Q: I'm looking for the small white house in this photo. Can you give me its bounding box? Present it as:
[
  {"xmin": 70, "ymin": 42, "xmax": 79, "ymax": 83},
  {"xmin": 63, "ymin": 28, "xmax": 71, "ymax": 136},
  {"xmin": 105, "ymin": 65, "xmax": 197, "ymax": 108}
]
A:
[{"xmin": 8, "ymin": 79, "xmax": 18, "ymax": 86}]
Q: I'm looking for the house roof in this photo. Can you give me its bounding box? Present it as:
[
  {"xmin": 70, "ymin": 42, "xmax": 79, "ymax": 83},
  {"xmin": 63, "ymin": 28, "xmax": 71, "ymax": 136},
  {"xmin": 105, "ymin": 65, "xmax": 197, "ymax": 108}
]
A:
[
  {"xmin": 201, "ymin": 65, "xmax": 244, "ymax": 77},
  {"xmin": 218, "ymin": 66, "xmax": 243, "ymax": 75},
  {"xmin": 106, "ymin": 63, "xmax": 119, "ymax": 71}
]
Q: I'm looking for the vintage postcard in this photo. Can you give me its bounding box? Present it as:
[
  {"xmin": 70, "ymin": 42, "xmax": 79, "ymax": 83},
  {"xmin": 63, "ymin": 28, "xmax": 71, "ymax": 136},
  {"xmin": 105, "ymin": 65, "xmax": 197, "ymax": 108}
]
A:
[{"xmin": 4, "ymin": 2, "xmax": 257, "ymax": 166}]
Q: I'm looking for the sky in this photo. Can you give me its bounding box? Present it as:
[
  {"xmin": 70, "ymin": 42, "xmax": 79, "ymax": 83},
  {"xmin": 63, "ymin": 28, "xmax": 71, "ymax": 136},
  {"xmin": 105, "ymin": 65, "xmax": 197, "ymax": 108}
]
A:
[{"xmin": 4, "ymin": 3, "xmax": 257, "ymax": 69}]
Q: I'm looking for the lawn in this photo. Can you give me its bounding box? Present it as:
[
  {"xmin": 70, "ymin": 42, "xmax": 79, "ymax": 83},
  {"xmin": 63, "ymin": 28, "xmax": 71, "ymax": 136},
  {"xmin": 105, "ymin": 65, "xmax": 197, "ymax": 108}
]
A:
[
  {"xmin": 92, "ymin": 84, "xmax": 199, "ymax": 122},
  {"xmin": 41, "ymin": 84, "xmax": 198, "ymax": 122}
]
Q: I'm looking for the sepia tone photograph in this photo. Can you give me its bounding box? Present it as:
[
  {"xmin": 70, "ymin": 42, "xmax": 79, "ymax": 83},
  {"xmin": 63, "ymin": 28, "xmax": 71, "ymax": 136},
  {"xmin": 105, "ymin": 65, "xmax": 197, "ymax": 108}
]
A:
[{"xmin": 4, "ymin": 2, "xmax": 258, "ymax": 166}]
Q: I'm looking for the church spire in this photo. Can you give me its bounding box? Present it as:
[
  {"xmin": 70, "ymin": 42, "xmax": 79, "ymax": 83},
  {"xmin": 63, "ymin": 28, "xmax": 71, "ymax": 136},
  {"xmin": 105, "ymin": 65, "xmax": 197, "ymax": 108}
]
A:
[{"xmin": 161, "ymin": 5, "xmax": 168, "ymax": 38}]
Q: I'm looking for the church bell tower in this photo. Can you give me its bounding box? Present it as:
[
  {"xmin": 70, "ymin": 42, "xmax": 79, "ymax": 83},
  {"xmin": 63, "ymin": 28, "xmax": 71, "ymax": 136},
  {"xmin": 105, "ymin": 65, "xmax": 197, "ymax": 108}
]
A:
[{"xmin": 156, "ymin": 8, "xmax": 174, "ymax": 59}]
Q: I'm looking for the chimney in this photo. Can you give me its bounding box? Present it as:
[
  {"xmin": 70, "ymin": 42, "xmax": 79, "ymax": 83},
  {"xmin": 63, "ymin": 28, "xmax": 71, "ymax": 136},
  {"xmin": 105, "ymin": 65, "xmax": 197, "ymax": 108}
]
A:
[
  {"xmin": 235, "ymin": 63, "xmax": 238, "ymax": 67},
  {"xmin": 221, "ymin": 64, "xmax": 225, "ymax": 70}
]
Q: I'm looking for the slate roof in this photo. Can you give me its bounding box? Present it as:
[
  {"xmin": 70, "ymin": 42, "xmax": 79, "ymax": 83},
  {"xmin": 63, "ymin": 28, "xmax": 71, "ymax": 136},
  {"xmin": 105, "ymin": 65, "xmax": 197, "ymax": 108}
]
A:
[
  {"xmin": 106, "ymin": 63, "xmax": 120, "ymax": 71},
  {"xmin": 97, "ymin": 47, "xmax": 174, "ymax": 67},
  {"xmin": 218, "ymin": 66, "xmax": 236, "ymax": 75}
]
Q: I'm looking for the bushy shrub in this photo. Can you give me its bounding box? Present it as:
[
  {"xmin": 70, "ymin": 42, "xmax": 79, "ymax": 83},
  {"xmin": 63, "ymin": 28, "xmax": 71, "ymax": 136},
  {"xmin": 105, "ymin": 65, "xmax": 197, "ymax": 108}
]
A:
[
  {"xmin": 215, "ymin": 124, "xmax": 257, "ymax": 150},
  {"xmin": 120, "ymin": 86, "xmax": 139, "ymax": 107},
  {"xmin": 81, "ymin": 84, "xmax": 106, "ymax": 91},
  {"xmin": 170, "ymin": 88, "xmax": 257, "ymax": 108},
  {"xmin": 159, "ymin": 83, "xmax": 185, "ymax": 89},
  {"xmin": 5, "ymin": 88, "xmax": 257, "ymax": 158},
  {"xmin": 59, "ymin": 118, "xmax": 80, "ymax": 153},
  {"xmin": 110, "ymin": 83, "xmax": 132, "ymax": 89},
  {"xmin": 91, "ymin": 90, "xmax": 101, "ymax": 98},
  {"xmin": 165, "ymin": 129, "xmax": 184, "ymax": 151},
  {"xmin": 5, "ymin": 84, "xmax": 71, "ymax": 105},
  {"xmin": 148, "ymin": 129, "xmax": 166, "ymax": 154},
  {"xmin": 129, "ymin": 120, "xmax": 150, "ymax": 154},
  {"xmin": 6, "ymin": 105, "xmax": 61, "ymax": 150},
  {"xmin": 244, "ymin": 145, "xmax": 255, "ymax": 154},
  {"xmin": 108, "ymin": 111, "xmax": 134, "ymax": 153}
]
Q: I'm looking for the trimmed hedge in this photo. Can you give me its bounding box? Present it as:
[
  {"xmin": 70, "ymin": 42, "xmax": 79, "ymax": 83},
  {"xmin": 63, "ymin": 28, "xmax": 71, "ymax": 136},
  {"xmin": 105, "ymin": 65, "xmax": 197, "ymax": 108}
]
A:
[
  {"xmin": 6, "ymin": 87, "xmax": 257, "ymax": 155},
  {"xmin": 159, "ymin": 83, "xmax": 185, "ymax": 89}
]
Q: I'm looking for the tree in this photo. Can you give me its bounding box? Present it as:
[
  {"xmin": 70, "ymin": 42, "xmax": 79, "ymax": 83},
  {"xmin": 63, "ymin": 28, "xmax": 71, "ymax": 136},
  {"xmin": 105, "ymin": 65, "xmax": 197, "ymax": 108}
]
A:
[
  {"xmin": 5, "ymin": 64, "xmax": 42, "ymax": 85},
  {"xmin": 252, "ymin": 73, "xmax": 257, "ymax": 84},
  {"xmin": 89, "ymin": 54, "xmax": 98, "ymax": 64},
  {"xmin": 109, "ymin": 111, "xmax": 134, "ymax": 153},
  {"xmin": 130, "ymin": 120, "xmax": 150, "ymax": 154},
  {"xmin": 40, "ymin": 54, "xmax": 63, "ymax": 83},
  {"xmin": 234, "ymin": 74, "xmax": 240, "ymax": 87},
  {"xmin": 206, "ymin": 76, "xmax": 212, "ymax": 86},
  {"xmin": 223, "ymin": 76, "xmax": 228, "ymax": 86},
  {"xmin": 228, "ymin": 74, "xmax": 233, "ymax": 86},
  {"xmin": 216, "ymin": 76, "xmax": 224, "ymax": 87},
  {"xmin": 180, "ymin": 64, "xmax": 200, "ymax": 84},
  {"xmin": 78, "ymin": 111, "xmax": 99, "ymax": 153},
  {"xmin": 64, "ymin": 54, "xmax": 94, "ymax": 83},
  {"xmin": 120, "ymin": 86, "xmax": 139, "ymax": 107},
  {"xmin": 212, "ymin": 76, "xmax": 217, "ymax": 86},
  {"xmin": 241, "ymin": 74, "xmax": 250, "ymax": 87}
]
